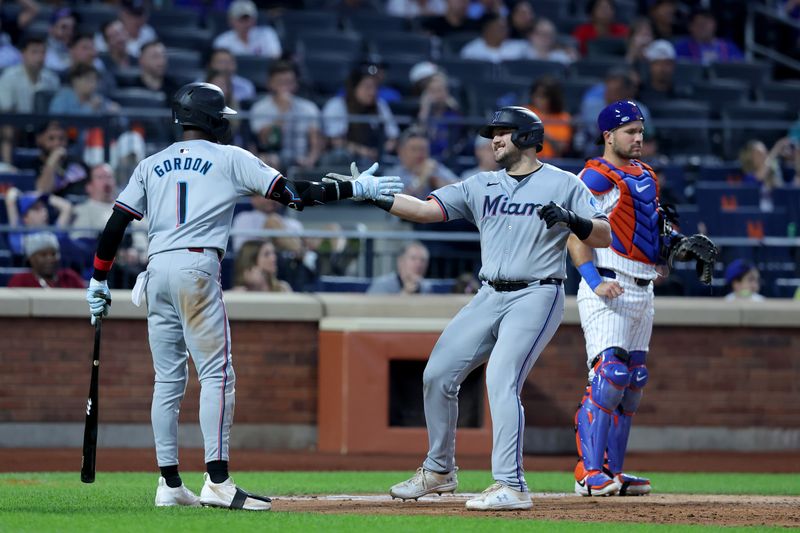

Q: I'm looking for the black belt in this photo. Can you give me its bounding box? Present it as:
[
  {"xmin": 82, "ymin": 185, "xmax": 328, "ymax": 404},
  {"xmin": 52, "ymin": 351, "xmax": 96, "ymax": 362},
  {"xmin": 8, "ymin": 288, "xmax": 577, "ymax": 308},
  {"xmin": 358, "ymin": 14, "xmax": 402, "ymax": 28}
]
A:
[
  {"xmin": 188, "ymin": 247, "xmax": 224, "ymax": 260},
  {"xmin": 487, "ymin": 278, "xmax": 563, "ymax": 292},
  {"xmin": 597, "ymin": 268, "xmax": 651, "ymax": 287}
]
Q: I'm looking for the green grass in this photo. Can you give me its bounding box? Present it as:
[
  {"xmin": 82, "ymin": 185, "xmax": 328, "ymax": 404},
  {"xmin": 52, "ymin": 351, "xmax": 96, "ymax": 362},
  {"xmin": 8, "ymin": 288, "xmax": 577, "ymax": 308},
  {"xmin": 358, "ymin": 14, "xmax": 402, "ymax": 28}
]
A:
[{"xmin": 0, "ymin": 472, "xmax": 797, "ymax": 533}]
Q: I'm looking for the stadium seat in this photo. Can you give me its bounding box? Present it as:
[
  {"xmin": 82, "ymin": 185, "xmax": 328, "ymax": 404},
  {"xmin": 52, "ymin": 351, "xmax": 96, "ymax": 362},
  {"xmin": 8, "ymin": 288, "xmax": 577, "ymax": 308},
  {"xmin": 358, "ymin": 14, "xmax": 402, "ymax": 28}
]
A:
[
  {"xmin": 440, "ymin": 32, "xmax": 480, "ymax": 58},
  {"xmin": 465, "ymin": 78, "xmax": 530, "ymax": 115},
  {"xmin": 301, "ymin": 56, "xmax": 353, "ymax": 97},
  {"xmin": 111, "ymin": 88, "xmax": 167, "ymax": 108},
  {"xmin": 690, "ymin": 80, "xmax": 750, "ymax": 114},
  {"xmin": 532, "ymin": 0, "xmax": 568, "ymax": 21},
  {"xmin": 159, "ymin": 28, "xmax": 215, "ymax": 56},
  {"xmin": 381, "ymin": 56, "xmax": 420, "ymax": 93},
  {"xmin": 758, "ymin": 81, "xmax": 800, "ymax": 109},
  {"xmin": 772, "ymin": 186, "xmax": 800, "ymax": 223},
  {"xmin": 73, "ymin": 4, "xmax": 117, "ymax": 31},
  {"xmin": 694, "ymin": 182, "xmax": 760, "ymax": 213},
  {"xmin": 297, "ymin": 32, "xmax": 364, "ymax": 63},
  {"xmin": 721, "ymin": 102, "xmax": 794, "ymax": 160},
  {"xmin": 149, "ymin": 8, "xmax": 201, "ymax": 31},
  {"xmin": 276, "ymin": 10, "xmax": 340, "ymax": 38},
  {"xmin": 318, "ymin": 275, "xmax": 371, "ymax": 293},
  {"xmin": 347, "ymin": 12, "xmax": 407, "ymax": 36},
  {"xmin": 499, "ymin": 59, "xmax": 568, "ymax": 81},
  {"xmin": 696, "ymin": 163, "xmax": 743, "ymax": 183},
  {"xmin": 673, "ymin": 60, "xmax": 706, "ymax": 88},
  {"xmin": 368, "ymin": 32, "xmax": 433, "ymax": 59},
  {"xmin": 165, "ymin": 48, "xmax": 202, "ymax": 70},
  {"xmin": 33, "ymin": 90, "xmax": 56, "ymax": 114},
  {"xmin": 586, "ymin": 37, "xmax": 627, "ymax": 57},
  {"xmin": 709, "ymin": 61, "xmax": 772, "ymax": 90},
  {"xmin": 569, "ymin": 57, "xmax": 622, "ymax": 80},
  {"xmin": 703, "ymin": 208, "xmax": 789, "ymax": 238},
  {"xmin": 438, "ymin": 58, "xmax": 497, "ymax": 83},
  {"xmin": 649, "ymin": 100, "xmax": 713, "ymax": 156},
  {"xmin": 0, "ymin": 171, "xmax": 37, "ymax": 191},
  {"xmin": 236, "ymin": 55, "xmax": 273, "ymax": 90},
  {"xmin": 560, "ymin": 77, "xmax": 597, "ymax": 114}
]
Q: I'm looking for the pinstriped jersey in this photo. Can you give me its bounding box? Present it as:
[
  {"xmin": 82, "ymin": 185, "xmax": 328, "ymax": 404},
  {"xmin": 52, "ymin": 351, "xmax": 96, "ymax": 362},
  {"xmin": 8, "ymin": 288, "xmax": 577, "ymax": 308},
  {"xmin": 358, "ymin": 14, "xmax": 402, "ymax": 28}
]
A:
[
  {"xmin": 430, "ymin": 163, "xmax": 606, "ymax": 281},
  {"xmin": 115, "ymin": 140, "xmax": 281, "ymax": 257}
]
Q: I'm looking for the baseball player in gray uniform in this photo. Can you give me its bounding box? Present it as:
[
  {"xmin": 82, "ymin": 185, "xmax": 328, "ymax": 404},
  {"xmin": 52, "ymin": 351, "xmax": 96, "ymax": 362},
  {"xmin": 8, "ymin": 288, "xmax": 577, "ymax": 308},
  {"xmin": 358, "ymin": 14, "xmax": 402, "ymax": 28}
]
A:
[
  {"xmin": 373, "ymin": 107, "xmax": 611, "ymax": 510},
  {"xmin": 84, "ymin": 82, "xmax": 402, "ymax": 510}
]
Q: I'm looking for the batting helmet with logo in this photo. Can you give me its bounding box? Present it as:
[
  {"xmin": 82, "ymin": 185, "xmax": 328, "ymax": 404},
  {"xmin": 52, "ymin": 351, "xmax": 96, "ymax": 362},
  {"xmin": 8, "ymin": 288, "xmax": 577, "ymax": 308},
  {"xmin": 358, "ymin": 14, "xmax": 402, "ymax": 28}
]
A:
[
  {"xmin": 172, "ymin": 82, "xmax": 237, "ymax": 144},
  {"xmin": 478, "ymin": 106, "xmax": 544, "ymax": 152}
]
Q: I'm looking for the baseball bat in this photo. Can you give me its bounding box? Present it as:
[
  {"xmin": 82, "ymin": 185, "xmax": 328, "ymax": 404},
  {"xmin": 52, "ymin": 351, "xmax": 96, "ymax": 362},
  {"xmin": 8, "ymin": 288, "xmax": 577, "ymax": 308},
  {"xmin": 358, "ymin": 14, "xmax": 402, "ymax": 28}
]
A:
[{"xmin": 81, "ymin": 319, "xmax": 102, "ymax": 484}]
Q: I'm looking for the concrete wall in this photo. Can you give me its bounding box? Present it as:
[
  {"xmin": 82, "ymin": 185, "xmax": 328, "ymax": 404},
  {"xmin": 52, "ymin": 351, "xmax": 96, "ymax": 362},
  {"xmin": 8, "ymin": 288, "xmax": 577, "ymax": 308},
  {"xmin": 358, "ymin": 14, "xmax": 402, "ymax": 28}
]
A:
[{"xmin": 0, "ymin": 289, "xmax": 798, "ymax": 452}]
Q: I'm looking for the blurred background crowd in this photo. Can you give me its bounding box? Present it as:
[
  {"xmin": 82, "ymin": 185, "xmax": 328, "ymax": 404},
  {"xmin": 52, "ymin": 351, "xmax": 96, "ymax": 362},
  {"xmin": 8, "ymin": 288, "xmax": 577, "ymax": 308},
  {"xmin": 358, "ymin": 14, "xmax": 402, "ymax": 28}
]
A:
[{"xmin": 0, "ymin": 0, "xmax": 798, "ymax": 299}]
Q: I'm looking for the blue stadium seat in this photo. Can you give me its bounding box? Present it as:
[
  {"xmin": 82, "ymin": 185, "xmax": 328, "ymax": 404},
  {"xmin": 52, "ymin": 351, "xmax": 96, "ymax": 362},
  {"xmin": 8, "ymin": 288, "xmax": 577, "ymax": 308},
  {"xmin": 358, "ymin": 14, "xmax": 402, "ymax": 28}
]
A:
[
  {"xmin": 347, "ymin": 12, "xmax": 407, "ymax": 36},
  {"xmin": 440, "ymin": 32, "xmax": 480, "ymax": 58},
  {"xmin": 721, "ymin": 102, "xmax": 795, "ymax": 160},
  {"xmin": 586, "ymin": 37, "xmax": 627, "ymax": 57},
  {"xmin": 439, "ymin": 58, "xmax": 497, "ymax": 83},
  {"xmin": 772, "ymin": 186, "xmax": 800, "ymax": 223},
  {"xmin": 694, "ymin": 182, "xmax": 760, "ymax": 213},
  {"xmin": 499, "ymin": 59, "xmax": 568, "ymax": 81},
  {"xmin": 560, "ymin": 77, "xmax": 597, "ymax": 114},
  {"xmin": 709, "ymin": 61, "xmax": 772, "ymax": 90},
  {"xmin": 703, "ymin": 208, "xmax": 789, "ymax": 238},
  {"xmin": 697, "ymin": 163, "xmax": 743, "ymax": 182},
  {"xmin": 236, "ymin": 55, "xmax": 273, "ymax": 90},
  {"xmin": 166, "ymin": 48, "xmax": 202, "ymax": 70},
  {"xmin": 569, "ymin": 57, "xmax": 622, "ymax": 80},
  {"xmin": 149, "ymin": 8, "xmax": 201, "ymax": 31},
  {"xmin": 319, "ymin": 275, "xmax": 370, "ymax": 292},
  {"xmin": 649, "ymin": 100, "xmax": 713, "ymax": 156},
  {"xmin": 0, "ymin": 171, "xmax": 37, "ymax": 191},
  {"xmin": 159, "ymin": 28, "xmax": 214, "ymax": 56},
  {"xmin": 690, "ymin": 80, "xmax": 749, "ymax": 114},
  {"xmin": 297, "ymin": 32, "xmax": 363, "ymax": 63},
  {"xmin": 301, "ymin": 56, "xmax": 353, "ymax": 97},
  {"xmin": 465, "ymin": 78, "xmax": 530, "ymax": 115},
  {"xmin": 758, "ymin": 81, "xmax": 800, "ymax": 109},
  {"xmin": 276, "ymin": 10, "xmax": 340, "ymax": 38},
  {"xmin": 368, "ymin": 32, "xmax": 432, "ymax": 60}
]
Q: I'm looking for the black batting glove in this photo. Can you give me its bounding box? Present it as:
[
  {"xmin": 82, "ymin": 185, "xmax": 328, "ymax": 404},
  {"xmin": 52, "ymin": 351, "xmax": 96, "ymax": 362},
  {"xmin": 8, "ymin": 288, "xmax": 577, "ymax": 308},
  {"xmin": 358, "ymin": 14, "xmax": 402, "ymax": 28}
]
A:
[{"xmin": 538, "ymin": 201, "xmax": 571, "ymax": 229}]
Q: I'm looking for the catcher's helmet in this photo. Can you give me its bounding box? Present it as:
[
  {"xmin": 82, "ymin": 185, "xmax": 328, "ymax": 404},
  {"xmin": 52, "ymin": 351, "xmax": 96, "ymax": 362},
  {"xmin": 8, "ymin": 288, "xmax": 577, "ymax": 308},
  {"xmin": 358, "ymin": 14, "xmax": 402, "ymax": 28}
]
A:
[
  {"xmin": 172, "ymin": 82, "xmax": 237, "ymax": 143},
  {"xmin": 478, "ymin": 106, "xmax": 544, "ymax": 151}
]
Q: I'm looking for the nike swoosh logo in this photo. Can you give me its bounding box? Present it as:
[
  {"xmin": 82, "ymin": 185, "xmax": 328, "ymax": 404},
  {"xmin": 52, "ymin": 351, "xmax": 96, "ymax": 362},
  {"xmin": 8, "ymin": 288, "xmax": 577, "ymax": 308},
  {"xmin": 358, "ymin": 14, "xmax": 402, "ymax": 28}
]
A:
[
  {"xmin": 576, "ymin": 480, "xmax": 586, "ymax": 487},
  {"xmin": 487, "ymin": 182, "xmax": 500, "ymax": 186},
  {"xmin": 635, "ymin": 183, "xmax": 651, "ymax": 193},
  {"xmin": 614, "ymin": 370, "xmax": 628, "ymax": 376},
  {"xmin": 636, "ymin": 375, "xmax": 646, "ymax": 382}
]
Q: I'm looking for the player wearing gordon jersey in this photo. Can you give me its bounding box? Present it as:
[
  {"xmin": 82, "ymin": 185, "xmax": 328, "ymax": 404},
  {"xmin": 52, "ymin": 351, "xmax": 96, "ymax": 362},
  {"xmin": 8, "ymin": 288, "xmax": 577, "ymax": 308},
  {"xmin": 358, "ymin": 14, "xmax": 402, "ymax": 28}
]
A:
[
  {"xmin": 84, "ymin": 83, "xmax": 402, "ymax": 510},
  {"xmin": 359, "ymin": 107, "xmax": 612, "ymax": 511},
  {"xmin": 567, "ymin": 100, "xmax": 720, "ymax": 498}
]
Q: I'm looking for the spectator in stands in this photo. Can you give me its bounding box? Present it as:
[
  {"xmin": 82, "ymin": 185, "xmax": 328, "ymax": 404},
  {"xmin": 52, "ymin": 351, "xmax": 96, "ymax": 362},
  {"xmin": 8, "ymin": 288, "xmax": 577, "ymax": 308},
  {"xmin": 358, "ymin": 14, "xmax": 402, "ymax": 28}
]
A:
[
  {"xmin": 467, "ymin": 0, "xmax": 508, "ymax": 20},
  {"xmin": 49, "ymin": 64, "xmax": 120, "ymax": 117},
  {"xmin": 648, "ymin": 0, "xmax": 681, "ymax": 41},
  {"xmin": 0, "ymin": 35, "xmax": 60, "ymax": 164},
  {"xmin": 422, "ymin": 0, "xmax": 483, "ymax": 37},
  {"xmin": 0, "ymin": 0, "xmax": 39, "ymax": 67},
  {"xmin": 213, "ymin": 0, "xmax": 282, "ymax": 58},
  {"xmin": 321, "ymin": 64, "xmax": 400, "ymax": 167},
  {"xmin": 408, "ymin": 60, "xmax": 441, "ymax": 97},
  {"xmin": 70, "ymin": 162, "xmax": 147, "ymax": 252},
  {"xmin": 385, "ymin": 127, "xmax": 459, "ymax": 199},
  {"xmin": 356, "ymin": 56, "xmax": 402, "ymax": 104},
  {"xmin": 104, "ymin": 0, "xmax": 158, "ymax": 58},
  {"xmin": 207, "ymin": 48, "xmax": 256, "ymax": 103},
  {"xmin": 576, "ymin": 67, "xmax": 652, "ymax": 156},
  {"xmin": 123, "ymin": 40, "xmax": 180, "ymax": 103},
  {"xmin": 44, "ymin": 7, "xmax": 76, "ymax": 72},
  {"xmin": 416, "ymin": 72, "xmax": 466, "ymax": 161},
  {"xmin": 327, "ymin": 0, "xmax": 383, "ymax": 16},
  {"xmin": 739, "ymin": 138, "xmax": 793, "ymax": 211},
  {"xmin": 523, "ymin": 17, "xmax": 577, "ymax": 64},
  {"xmin": 572, "ymin": 0, "xmax": 629, "ymax": 57},
  {"xmin": 674, "ymin": 8, "xmax": 743, "ymax": 65},
  {"xmin": 624, "ymin": 18, "xmax": 654, "ymax": 65},
  {"xmin": 460, "ymin": 135, "xmax": 499, "ymax": 179},
  {"xmin": 368, "ymin": 241, "xmax": 433, "ymax": 294},
  {"xmin": 232, "ymin": 239, "xmax": 293, "ymax": 292},
  {"xmin": 231, "ymin": 193, "xmax": 304, "ymax": 254},
  {"xmin": 68, "ymin": 33, "xmax": 116, "ymax": 97},
  {"xmin": 28, "ymin": 121, "xmax": 88, "ymax": 196},
  {"xmin": 99, "ymin": 20, "xmax": 135, "ymax": 72},
  {"xmin": 525, "ymin": 76, "xmax": 573, "ymax": 159},
  {"xmin": 460, "ymin": 14, "xmax": 527, "ymax": 63},
  {"xmin": 724, "ymin": 259, "xmax": 765, "ymax": 301},
  {"xmin": 249, "ymin": 60, "xmax": 322, "ymax": 170},
  {"xmin": 387, "ymin": 0, "xmax": 447, "ymax": 18},
  {"xmin": 507, "ymin": 0, "xmax": 535, "ymax": 40},
  {"xmin": 4, "ymin": 188, "xmax": 73, "ymax": 256},
  {"xmin": 6, "ymin": 231, "xmax": 84, "ymax": 288},
  {"xmin": 638, "ymin": 39, "xmax": 689, "ymax": 103}
]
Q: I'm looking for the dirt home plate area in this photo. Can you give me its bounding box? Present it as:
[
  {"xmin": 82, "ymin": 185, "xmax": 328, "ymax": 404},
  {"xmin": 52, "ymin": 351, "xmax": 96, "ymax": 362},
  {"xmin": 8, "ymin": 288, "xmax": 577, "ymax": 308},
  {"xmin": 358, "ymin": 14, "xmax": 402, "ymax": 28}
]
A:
[{"xmin": 4, "ymin": 449, "xmax": 799, "ymax": 528}]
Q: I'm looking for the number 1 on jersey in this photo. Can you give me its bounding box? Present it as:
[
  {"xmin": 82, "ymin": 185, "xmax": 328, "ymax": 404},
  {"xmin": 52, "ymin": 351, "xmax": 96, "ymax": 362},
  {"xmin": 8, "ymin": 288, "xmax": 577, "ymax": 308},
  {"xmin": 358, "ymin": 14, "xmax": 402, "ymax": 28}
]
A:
[{"xmin": 177, "ymin": 181, "xmax": 187, "ymax": 226}]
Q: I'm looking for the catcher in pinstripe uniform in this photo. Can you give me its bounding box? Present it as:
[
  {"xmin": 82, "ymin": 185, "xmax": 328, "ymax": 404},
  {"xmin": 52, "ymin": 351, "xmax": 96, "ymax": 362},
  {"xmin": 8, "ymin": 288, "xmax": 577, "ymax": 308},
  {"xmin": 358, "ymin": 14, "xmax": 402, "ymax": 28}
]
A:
[{"xmin": 568, "ymin": 100, "xmax": 717, "ymax": 497}]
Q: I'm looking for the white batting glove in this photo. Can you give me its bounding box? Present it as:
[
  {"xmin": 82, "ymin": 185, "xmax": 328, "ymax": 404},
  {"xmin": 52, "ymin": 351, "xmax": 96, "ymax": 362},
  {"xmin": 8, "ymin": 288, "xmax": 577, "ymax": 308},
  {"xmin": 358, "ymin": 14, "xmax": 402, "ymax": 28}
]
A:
[
  {"xmin": 86, "ymin": 278, "xmax": 111, "ymax": 325},
  {"xmin": 326, "ymin": 162, "xmax": 403, "ymax": 201}
]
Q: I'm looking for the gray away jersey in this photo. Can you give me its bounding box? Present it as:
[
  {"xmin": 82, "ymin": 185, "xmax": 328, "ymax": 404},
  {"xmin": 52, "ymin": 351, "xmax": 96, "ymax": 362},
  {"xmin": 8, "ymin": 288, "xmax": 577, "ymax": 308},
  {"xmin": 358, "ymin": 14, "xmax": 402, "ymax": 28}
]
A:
[
  {"xmin": 430, "ymin": 163, "xmax": 605, "ymax": 281},
  {"xmin": 115, "ymin": 140, "xmax": 281, "ymax": 256}
]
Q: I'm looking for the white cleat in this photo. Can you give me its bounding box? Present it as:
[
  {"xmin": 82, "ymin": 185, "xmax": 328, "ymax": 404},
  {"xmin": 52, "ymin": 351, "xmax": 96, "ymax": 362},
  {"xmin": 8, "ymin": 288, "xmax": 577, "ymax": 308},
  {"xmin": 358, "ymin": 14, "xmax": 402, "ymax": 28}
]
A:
[
  {"xmin": 155, "ymin": 477, "xmax": 201, "ymax": 507},
  {"xmin": 199, "ymin": 473, "xmax": 272, "ymax": 511},
  {"xmin": 465, "ymin": 482, "xmax": 532, "ymax": 511},
  {"xmin": 389, "ymin": 467, "xmax": 458, "ymax": 500}
]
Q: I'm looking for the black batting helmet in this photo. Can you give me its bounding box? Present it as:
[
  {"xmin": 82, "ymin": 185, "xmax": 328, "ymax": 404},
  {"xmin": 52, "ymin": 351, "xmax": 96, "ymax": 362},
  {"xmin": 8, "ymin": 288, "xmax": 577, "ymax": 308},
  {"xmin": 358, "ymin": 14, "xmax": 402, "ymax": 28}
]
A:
[
  {"xmin": 172, "ymin": 82, "xmax": 237, "ymax": 144},
  {"xmin": 479, "ymin": 106, "xmax": 544, "ymax": 152}
]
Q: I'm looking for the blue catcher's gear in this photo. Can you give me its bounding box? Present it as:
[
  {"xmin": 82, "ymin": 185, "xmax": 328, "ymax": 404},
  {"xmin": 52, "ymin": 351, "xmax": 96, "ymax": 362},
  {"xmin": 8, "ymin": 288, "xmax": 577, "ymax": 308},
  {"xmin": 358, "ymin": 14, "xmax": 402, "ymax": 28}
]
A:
[{"xmin": 608, "ymin": 351, "xmax": 648, "ymax": 477}]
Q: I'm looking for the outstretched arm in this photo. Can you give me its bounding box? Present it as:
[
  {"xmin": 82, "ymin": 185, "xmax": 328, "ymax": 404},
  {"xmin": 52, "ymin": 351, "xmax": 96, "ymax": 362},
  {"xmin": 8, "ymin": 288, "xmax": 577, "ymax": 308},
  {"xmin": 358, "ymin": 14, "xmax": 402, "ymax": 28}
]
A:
[{"xmin": 379, "ymin": 194, "xmax": 446, "ymax": 224}]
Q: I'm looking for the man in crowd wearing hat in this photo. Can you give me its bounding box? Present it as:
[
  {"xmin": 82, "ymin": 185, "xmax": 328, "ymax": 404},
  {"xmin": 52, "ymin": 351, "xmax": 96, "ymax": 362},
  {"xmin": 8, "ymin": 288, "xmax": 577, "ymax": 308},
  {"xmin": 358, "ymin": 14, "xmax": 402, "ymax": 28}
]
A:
[
  {"xmin": 213, "ymin": 0, "xmax": 282, "ymax": 58},
  {"xmin": 45, "ymin": 7, "xmax": 76, "ymax": 72},
  {"xmin": 638, "ymin": 39, "xmax": 690, "ymax": 103},
  {"xmin": 673, "ymin": 8, "xmax": 743, "ymax": 65},
  {"xmin": 22, "ymin": 120, "xmax": 88, "ymax": 196},
  {"xmin": 724, "ymin": 259, "xmax": 764, "ymax": 301},
  {"xmin": 95, "ymin": 0, "xmax": 158, "ymax": 58},
  {"xmin": 7, "ymin": 231, "xmax": 84, "ymax": 288},
  {"xmin": 4, "ymin": 186, "xmax": 73, "ymax": 256}
]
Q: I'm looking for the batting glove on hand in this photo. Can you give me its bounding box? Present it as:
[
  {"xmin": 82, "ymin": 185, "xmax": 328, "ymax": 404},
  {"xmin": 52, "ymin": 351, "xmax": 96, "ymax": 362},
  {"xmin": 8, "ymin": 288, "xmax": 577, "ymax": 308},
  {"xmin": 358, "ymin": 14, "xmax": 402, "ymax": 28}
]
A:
[
  {"xmin": 537, "ymin": 201, "xmax": 572, "ymax": 229},
  {"xmin": 327, "ymin": 162, "xmax": 403, "ymax": 201},
  {"xmin": 86, "ymin": 278, "xmax": 111, "ymax": 325}
]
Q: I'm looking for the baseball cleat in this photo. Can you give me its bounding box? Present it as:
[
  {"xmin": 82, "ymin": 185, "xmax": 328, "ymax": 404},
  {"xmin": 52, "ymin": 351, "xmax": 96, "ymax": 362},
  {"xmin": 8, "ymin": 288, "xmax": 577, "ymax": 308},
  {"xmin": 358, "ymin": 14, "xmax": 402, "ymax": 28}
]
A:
[
  {"xmin": 199, "ymin": 473, "xmax": 272, "ymax": 511},
  {"xmin": 575, "ymin": 471, "xmax": 620, "ymax": 497},
  {"xmin": 613, "ymin": 473, "xmax": 651, "ymax": 496},
  {"xmin": 389, "ymin": 467, "xmax": 458, "ymax": 500},
  {"xmin": 465, "ymin": 482, "xmax": 532, "ymax": 511},
  {"xmin": 155, "ymin": 477, "xmax": 201, "ymax": 507}
]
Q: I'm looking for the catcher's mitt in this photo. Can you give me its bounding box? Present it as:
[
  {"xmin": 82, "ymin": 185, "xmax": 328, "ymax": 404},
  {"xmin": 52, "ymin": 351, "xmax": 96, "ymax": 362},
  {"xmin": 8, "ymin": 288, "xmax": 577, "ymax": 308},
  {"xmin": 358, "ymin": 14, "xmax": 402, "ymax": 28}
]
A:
[{"xmin": 668, "ymin": 233, "xmax": 718, "ymax": 285}]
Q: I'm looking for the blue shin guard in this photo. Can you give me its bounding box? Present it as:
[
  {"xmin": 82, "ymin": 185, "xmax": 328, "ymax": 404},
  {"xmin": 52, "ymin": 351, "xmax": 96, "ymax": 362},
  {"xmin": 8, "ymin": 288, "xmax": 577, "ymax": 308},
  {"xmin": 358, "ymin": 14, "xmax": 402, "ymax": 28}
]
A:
[
  {"xmin": 608, "ymin": 351, "xmax": 649, "ymax": 488},
  {"xmin": 575, "ymin": 347, "xmax": 631, "ymax": 474}
]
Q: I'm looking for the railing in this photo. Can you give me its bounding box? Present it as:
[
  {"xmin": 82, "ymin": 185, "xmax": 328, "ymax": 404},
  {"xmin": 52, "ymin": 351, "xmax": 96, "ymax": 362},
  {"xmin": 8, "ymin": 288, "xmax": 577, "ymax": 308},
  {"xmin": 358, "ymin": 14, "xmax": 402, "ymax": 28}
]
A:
[{"xmin": 746, "ymin": 3, "xmax": 800, "ymax": 72}]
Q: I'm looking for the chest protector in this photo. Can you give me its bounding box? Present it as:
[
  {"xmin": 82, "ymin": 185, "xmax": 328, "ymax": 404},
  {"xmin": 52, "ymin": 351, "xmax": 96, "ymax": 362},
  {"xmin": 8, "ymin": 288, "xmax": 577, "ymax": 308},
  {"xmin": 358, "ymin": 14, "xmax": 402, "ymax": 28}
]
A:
[{"xmin": 586, "ymin": 158, "xmax": 660, "ymax": 264}]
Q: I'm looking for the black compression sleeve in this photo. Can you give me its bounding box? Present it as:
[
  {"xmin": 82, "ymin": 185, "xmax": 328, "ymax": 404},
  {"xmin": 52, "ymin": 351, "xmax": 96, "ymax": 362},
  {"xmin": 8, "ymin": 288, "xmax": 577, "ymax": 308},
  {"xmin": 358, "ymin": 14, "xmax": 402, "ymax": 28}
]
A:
[
  {"xmin": 92, "ymin": 207, "xmax": 133, "ymax": 281},
  {"xmin": 293, "ymin": 179, "xmax": 354, "ymax": 204},
  {"xmin": 567, "ymin": 211, "xmax": 594, "ymax": 241}
]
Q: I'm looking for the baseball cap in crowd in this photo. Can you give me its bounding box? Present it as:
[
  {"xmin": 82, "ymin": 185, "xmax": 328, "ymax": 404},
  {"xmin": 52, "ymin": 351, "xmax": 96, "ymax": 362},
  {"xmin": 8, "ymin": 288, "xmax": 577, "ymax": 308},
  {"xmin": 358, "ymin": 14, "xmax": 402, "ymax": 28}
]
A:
[
  {"xmin": 724, "ymin": 259, "xmax": 754, "ymax": 285},
  {"xmin": 50, "ymin": 7, "xmax": 75, "ymax": 25},
  {"xmin": 597, "ymin": 100, "xmax": 644, "ymax": 135},
  {"xmin": 229, "ymin": 0, "xmax": 258, "ymax": 19},
  {"xmin": 23, "ymin": 231, "xmax": 60, "ymax": 259},
  {"xmin": 409, "ymin": 61, "xmax": 439, "ymax": 85},
  {"xmin": 474, "ymin": 135, "xmax": 491, "ymax": 149},
  {"xmin": 121, "ymin": 0, "xmax": 147, "ymax": 16},
  {"xmin": 17, "ymin": 192, "xmax": 49, "ymax": 217},
  {"xmin": 644, "ymin": 39, "xmax": 676, "ymax": 62}
]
